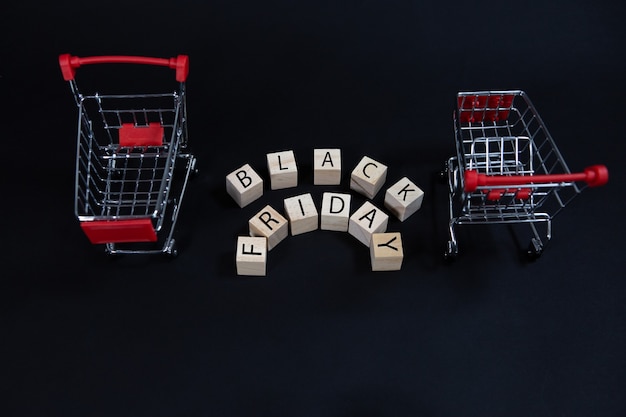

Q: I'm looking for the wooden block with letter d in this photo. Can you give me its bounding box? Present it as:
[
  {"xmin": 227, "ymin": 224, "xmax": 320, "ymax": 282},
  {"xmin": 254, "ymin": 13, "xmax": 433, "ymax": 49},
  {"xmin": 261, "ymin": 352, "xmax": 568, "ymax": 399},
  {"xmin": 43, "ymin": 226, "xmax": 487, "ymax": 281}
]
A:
[
  {"xmin": 249, "ymin": 205, "xmax": 289, "ymax": 251},
  {"xmin": 348, "ymin": 201, "xmax": 389, "ymax": 247},
  {"xmin": 370, "ymin": 232, "xmax": 404, "ymax": 271},
  {"xmin": 267, "ymin": 150, "xmax": 298, "ymax": 190},
  {"xmin": 284, "ymin": 193, "xmax": 319, "ymax": 236},
  {"xmin": 236, "ymin": 236, "xmax": 267, "ymax": 276},
  {"xmin": 226, "ymin": 163, "xmax": 263, "ymax": 208},
  {"xmin": 320, "ymin": 192, "xmax": 351, "ymax": 232}
]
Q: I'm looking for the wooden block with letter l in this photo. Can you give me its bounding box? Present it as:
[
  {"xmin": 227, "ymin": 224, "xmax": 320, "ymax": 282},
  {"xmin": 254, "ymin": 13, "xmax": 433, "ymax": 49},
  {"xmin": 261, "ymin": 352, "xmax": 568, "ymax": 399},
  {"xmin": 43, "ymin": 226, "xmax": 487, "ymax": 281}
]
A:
[
  {"xmin": 284, "ymin": 193, "xmax": 319, "ymax": 236},
  {"xmin": 370, "ymin": 232, "xmax": 404, "ymax": 271},
  {"xmin": 314, "ymin": 148, "xmax": 342, "ymax": 185},
  {"xmin": 320, "ymin": 192, "xmax": 351, "ymax": 232},
  {"xmin": 249, "ymin": 204, "xmax": 289, "ymax": 251},
  {"xmin": 384, "ymin": 176, "xmax": 424, "ymax": 221},
  {"xmin": 350, "ymin": 156, "xmax": 388, "ymax": 199},
  {"xmin": 348, "ymin": 201, "xmax": 389, "ymax": 247},
  {"xmin": 236, "ymin": 236, "xmax": 267, "ymax": 276},
  {"xmin": 267, "ymin": 150, "xmax": 298, "ymax": 190},
  {"xmin": 226, "ymin": 163, "xmax": 263, "ymax": 208}
]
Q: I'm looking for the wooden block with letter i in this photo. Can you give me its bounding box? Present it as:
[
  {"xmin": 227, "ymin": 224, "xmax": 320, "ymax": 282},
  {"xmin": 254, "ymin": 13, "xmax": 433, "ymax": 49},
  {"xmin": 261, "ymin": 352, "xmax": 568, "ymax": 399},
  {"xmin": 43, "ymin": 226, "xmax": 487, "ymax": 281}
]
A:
[
  {"xmin": 284, "ymin": 193, "xmax": 319, "ymax": 236},
  {"xmin": 348, "ymin": 201, "xmax": 389, "ymax": 247},
  {"xmin": 350, "ymin": 156, "xmax": 388, "ymax": 199},
  {"xmin": 226, "ymin": 163, "xmax": 263, "ymax": 208},
  {"xmin": 370, "ymin": 232, "xmax": 404, "ymax": 271},
  {"xmin": 236, "ymin": 236, "xmax": 267, "ymax": 276},
  {"xmin": 249, "ymin": 204, "xmax": 289, "ymax": 251},
  {"xmin": 267, "ymin": 150, "xmax": 298, "ymax": 190},
  {"xmin": 314, "ymin": 148, "xmax": 342, "ymax": 185}
]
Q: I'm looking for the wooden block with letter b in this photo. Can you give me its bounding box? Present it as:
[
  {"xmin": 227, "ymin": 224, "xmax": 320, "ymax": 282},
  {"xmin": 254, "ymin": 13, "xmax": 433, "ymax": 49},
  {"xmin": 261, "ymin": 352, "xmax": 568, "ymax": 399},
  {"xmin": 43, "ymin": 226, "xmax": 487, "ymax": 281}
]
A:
[
  {"xmin": 226, "ymin": 163, "xmax": 263, "ymax": 208},
  {"xmin": 267, "ymin": 150, "xmax": 298, "ymax": 190},
  {"xmin": 236, "ymin": 236, "xmax": 267, "ymax": 276},
  {"xmin": 370, "ymin": 232, "xmax": 404, "ymax": 271},
  {"xmin": 249, "ymin": 205, "xmax": 289, "ymax": 251}
]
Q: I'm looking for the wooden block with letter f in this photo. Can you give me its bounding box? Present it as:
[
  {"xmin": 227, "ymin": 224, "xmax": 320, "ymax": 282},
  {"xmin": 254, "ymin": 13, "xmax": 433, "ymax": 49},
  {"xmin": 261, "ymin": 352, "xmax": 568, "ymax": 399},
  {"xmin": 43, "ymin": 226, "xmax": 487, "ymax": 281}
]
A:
[{"xmin": 236, "ymin": 236, "xmax": 267, "ymax": 276}]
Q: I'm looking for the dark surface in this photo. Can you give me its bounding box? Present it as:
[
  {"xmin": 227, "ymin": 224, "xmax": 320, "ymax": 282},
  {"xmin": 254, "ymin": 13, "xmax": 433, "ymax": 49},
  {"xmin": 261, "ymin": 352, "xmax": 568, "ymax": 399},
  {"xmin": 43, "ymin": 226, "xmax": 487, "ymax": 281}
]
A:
[{"xmin": 2, "ymin": 1, "xmax": 625, "ymax": 416}]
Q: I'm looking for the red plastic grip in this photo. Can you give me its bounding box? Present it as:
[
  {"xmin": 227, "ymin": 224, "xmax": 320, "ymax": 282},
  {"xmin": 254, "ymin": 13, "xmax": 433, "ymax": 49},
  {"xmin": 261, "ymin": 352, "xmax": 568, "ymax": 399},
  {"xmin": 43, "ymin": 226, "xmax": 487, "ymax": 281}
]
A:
[
  {"xmin": 59, "ymin": 54, "xmax": 189, "ymax": 82},
  {"xmin": 464, "ymin": 165, "xmax": 609, "ymax": 192}
]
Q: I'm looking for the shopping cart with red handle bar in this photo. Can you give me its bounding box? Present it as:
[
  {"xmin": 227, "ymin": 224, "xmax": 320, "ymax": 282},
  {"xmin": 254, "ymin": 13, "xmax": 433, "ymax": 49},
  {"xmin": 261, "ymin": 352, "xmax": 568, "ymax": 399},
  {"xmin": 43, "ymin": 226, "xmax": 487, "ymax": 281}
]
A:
[
  {"xmin": 444, "ymin": 90, "xmax": 608, "ymax": 260},
  {"xmin": 59, "ymin": 54, "xmax": 197, "ymax": 256}
]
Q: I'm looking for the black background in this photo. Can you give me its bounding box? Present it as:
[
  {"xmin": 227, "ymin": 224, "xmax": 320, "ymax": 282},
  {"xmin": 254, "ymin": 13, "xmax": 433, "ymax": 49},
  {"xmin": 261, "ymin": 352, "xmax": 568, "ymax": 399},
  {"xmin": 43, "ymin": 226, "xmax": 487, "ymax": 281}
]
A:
[{"xmin": 2, "ymin": 1, "xmax": 625, "ymax": 416}]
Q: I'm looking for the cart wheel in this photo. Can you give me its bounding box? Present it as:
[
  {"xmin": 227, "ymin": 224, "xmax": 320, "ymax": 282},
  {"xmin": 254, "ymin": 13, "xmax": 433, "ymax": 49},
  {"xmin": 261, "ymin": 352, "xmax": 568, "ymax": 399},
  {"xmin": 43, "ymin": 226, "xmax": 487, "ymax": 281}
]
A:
[
  {"xmin": 526, "ymin": 238, "xmax": 543, "ymax": 261},
  {"xmin": 165, "ymin": 239, "xmax": 178, "ymax": 258},
  {"xmin": 444, "ymin": 241, "xmax": 458, "ymax": 262}
]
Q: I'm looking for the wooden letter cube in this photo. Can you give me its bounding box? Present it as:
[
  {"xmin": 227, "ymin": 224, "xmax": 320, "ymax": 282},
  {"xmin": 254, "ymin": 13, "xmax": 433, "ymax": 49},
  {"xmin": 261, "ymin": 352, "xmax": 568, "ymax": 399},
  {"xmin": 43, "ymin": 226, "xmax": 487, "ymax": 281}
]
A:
[
  {"xmin": 314, "ymin": 148, "xmax": 342, "ymax": 185},
  {"xmin": 226, "ymin": 163, "xmax": 263, "ymax": 208},
  {"xmin": 236, "ymin": 236, "xmax": 267, "ymax": 276},
  {"xmin": 348, "ymin": 201, "xmax": 389, "ymax": 247},
  {"xmin": 370, "ymin": 232, "xmax": 404, "ymax": 271},
  {"xmin": 320, "ymin": 192, "xmax": 351, "ymax": 232},
  {"xmin": 284, "ymin": 193, "xmax": 319, "ymax": 236},
  {"xmin": 249, "ymin": 205, "xmax": 289, "ymax": 251},
  {"xmin": 350, "ymin": 156, "xmax": 388, "ymax": 199},
  {"xmin": 267, "ymin": 150, "xmax": 298, "ymax": 190},
  {"xmin": 384, "ymin": 176, "xmax": 424, "ymax": 221}
]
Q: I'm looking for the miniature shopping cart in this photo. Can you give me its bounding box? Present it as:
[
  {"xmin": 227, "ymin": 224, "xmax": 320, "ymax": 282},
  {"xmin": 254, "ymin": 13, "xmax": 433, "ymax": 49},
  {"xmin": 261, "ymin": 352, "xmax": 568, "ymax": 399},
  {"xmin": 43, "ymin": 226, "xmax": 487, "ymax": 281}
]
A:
[
  {"xmin": 444, "ymin": 90, "xmax": 608, "ymax": 260},
  {"xmin": 59, "ymin": 54, "xmax": 197, "ymax": 256}
]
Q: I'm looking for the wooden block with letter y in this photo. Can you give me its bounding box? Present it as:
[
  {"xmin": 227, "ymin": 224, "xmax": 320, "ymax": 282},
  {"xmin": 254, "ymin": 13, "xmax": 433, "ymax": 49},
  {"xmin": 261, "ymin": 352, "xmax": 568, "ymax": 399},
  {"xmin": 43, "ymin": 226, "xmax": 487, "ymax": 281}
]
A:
[{"xmin": 370, "ymin": 232, "xmax": 404, "ymax": 271}]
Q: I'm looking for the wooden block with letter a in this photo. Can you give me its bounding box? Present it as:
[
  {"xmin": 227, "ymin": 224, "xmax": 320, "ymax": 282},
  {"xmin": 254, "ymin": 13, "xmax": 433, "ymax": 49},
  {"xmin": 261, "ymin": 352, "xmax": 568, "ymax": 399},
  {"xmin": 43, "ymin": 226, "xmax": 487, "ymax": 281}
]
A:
[
  {"xmin": 314, "ymin": 148, "xmax": 341, "ymax": 185},
  {"xmin": 370, "ymin": 232, "xmax": 404, "ymax": 271},
  {"xmin": 236, "ymin": 236, "xmax": 267, "ymax": 276},
  {"xmin": 348, "ymin": 201, "xmax": 389, "ymax": 247}
]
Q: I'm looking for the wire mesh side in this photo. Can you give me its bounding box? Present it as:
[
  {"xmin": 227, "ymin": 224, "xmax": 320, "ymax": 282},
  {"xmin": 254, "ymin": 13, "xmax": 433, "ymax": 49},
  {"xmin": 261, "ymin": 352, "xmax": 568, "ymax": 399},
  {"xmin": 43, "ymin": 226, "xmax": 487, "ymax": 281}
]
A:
[
  {"xmin": 74, "ymin": 91, "xmax": 186, "ymax": 224},
  {"xmin": 454, "ymin": 91, "xmax": 583, "ymax": 218}
]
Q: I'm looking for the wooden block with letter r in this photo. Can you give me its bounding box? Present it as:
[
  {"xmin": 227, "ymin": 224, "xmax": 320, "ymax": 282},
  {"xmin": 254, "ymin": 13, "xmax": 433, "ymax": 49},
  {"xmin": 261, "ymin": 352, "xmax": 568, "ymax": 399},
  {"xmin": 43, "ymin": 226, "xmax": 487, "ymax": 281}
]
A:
[{"xmin": 249, "ymin": 204, "xmax": 289, "ymax": 251}]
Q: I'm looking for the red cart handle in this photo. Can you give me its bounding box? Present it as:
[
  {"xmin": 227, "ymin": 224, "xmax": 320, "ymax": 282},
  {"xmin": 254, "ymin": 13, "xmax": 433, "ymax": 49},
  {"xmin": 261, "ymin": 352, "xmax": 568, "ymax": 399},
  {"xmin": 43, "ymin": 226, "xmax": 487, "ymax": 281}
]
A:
[
  {"xmin": 464, "ymin": 164, "xmax": 609, "ymax": 192},
  {"xmin": 59, "ymin": 54, "xmax": 189, "ymax": 82}
]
